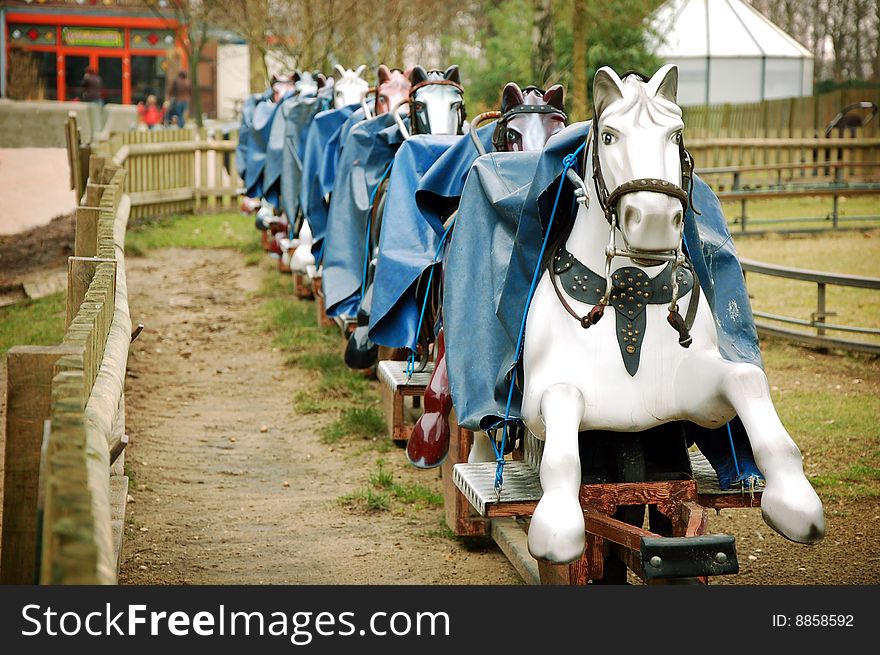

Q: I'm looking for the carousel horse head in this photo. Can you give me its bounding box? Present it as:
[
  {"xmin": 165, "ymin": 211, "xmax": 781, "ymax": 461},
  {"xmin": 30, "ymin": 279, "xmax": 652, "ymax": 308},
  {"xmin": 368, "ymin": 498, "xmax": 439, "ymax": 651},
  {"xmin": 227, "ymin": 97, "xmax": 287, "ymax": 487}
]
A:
[
  {"xmin": 271, "ymin": 73, "xmax": 297, "ymax": 102},
  {"xmin": 294, "ymin": 71, "xmax": 327, "ymax": 97},
  {"xmin": 333, "ymin": 64, "xmax": 369, "ymax": 109},
  {"xmin": 406, "ymin": 65, "xmax": 465, "ymax": 135},
  {"xmin": 374, "ymin": 65, "xmax": 411, "ymax": 116},
  {"xmin": 591, "ymin": 64, "xmax": 690, "ymax": 254},
  {"xmin": 493, "ymin": 83, "xmax": 566, "ymax": 152}
]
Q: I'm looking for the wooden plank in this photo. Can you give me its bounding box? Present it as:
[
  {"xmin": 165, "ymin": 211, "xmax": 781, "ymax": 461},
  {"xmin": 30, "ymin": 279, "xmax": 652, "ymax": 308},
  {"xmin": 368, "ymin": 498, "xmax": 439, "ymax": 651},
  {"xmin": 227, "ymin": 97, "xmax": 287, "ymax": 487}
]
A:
[
  {"xmin": 1, "ymin": 345, "xmax": 80, "ymax": 584},
  {"xmin": 491, "ymin": 518, "xmax": 540, "ymax": 585},
  {"xmin": 85, "ymin": 183, "xmax": 110, "ymax": 207},
  {"xmin": 74, "ymin": 206, "xmax": 101, "ymax": 258},
  {"xmin": 443, "ymin": 411, "xmax": 489, "ymax": 537},
  {"xmin": 66, "ymin": 257, "xmax": 115, "ymax": 329}
]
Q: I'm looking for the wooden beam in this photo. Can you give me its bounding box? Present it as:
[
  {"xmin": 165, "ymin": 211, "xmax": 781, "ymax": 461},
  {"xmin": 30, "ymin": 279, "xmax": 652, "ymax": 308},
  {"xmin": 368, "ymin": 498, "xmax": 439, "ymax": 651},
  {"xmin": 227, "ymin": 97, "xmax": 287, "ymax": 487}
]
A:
[
  {"xmin": 1, "ymin": 345, "xmax": 80, "ymax": 584},
  {"xmin": 74, "ymin": 207, "xmax": 101, "ymax": 258},
  {"xmin": 66, "ymin": 257, "xmax": 116, "ymax": 329}
]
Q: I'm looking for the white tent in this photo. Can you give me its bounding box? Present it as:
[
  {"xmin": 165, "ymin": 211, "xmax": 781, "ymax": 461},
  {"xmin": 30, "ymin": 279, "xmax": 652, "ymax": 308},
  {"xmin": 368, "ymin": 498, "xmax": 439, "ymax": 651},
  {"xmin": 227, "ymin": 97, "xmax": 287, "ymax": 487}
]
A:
[{"xmin": 649, "ymin": 0, "xmax": 814, "ymax": 105}]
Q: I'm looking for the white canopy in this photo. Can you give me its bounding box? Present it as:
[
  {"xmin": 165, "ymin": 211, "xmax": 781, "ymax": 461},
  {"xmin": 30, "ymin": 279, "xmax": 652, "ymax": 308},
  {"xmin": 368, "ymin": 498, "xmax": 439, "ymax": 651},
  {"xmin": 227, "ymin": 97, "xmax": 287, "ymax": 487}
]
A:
[{"xmin": 649, "ymin": 0, "xmax": 814, "ymax": 105}]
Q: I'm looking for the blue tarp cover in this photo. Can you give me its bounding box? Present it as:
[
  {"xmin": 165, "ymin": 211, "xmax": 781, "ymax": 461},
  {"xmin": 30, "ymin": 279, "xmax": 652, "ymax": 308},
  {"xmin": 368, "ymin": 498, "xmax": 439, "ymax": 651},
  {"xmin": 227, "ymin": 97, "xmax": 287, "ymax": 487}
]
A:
[
  {"xmin": 366, "ymin": 124, "xmax": 496, "ymax": 350},
  {"xmin": 322, "ymin": 113, "xmax": 406, "ymax": 316},
  {"xmin": 298, "ymin": 104, "xmax": 358, "ymax": 244}
]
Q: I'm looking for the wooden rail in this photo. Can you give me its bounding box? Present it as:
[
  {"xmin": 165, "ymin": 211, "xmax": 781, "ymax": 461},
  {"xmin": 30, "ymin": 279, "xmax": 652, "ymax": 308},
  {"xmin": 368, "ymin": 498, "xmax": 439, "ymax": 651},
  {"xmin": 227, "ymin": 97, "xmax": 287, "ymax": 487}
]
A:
[
  {"xmin": 96, "ymin": 127, "xmax": 242, "ymax": 219},
  {"xmin": 740, "ymin": 258, "xmax": 880, "ymax": 355},
  {"xmin": 1, "ymin": 154, "xmax": 132, "ymax": 584}
]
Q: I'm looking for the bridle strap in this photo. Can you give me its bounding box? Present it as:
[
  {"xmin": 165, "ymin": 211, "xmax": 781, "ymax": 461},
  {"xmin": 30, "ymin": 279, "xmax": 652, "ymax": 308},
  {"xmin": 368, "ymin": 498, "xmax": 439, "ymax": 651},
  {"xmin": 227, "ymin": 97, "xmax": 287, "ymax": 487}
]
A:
[
  {"xmin": 591, "ymin": 107, "xmax": 697, "ymax": 226},
  {"xmin": 408, "ymin": 79, "xmax": 466, "ymax": 136},
  {"xmin": 409, "ymin": 79, "xmax": 464, "ymax": 98},
  {"xmin": 492, "ymin": 103, "xmax": 567, "ymax": 151}
]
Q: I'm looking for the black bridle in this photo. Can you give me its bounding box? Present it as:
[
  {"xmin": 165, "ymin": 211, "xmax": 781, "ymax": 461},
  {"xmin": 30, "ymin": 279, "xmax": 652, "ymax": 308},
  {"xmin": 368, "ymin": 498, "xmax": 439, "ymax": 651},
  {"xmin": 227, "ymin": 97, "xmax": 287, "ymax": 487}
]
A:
[
  {"xmin": 590, "ymin": 107, "xmax": 696, "ymax": 227},
  {"xmin": 408, "ymin": 79, "xmax": 466, "ymax": 136},
  {"xmin": 491, "ymin": 97, "xmax": 567, "ymax": 151}
]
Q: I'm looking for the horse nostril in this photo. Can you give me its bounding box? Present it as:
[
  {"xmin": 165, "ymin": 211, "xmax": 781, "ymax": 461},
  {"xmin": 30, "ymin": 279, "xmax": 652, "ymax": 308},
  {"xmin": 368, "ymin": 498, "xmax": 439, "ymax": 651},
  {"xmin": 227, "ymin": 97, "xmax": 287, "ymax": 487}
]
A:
[
  {"xmin": 672, "ymin": 209, "xmax": 683, "ymax": 226},
  {"xmin": 624, "ymin": 204, "xmax": 641, "ymax": 227}
]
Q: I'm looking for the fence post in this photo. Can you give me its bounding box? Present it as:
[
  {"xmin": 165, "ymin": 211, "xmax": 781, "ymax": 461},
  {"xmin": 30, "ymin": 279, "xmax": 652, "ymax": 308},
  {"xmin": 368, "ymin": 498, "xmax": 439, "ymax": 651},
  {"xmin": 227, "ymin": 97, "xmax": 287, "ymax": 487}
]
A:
[
  {"xmin": 66, "ymin": 257, "xmax": 117, "ymax": 329},
  {"xmin": 740, "ymin": 197, "xmax": 747, "ymax": 232},
  {"xmin": 74, "ymin": 206, "xmax": 101, "ymax": 258},
  {"xmin": 816, "ymin": 283, "xmax": 827, "ymax": 337},
  {"xmin": 1, "ymin": 345, "xmax": 80, "ymax": 584}
]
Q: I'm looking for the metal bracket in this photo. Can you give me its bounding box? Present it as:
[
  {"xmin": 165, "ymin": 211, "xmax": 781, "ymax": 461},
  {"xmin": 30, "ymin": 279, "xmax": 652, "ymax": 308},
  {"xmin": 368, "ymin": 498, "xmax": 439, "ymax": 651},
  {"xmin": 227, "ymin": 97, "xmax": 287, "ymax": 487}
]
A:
[{"xmin": 640, "ymin": 534, "xmax": 738, "ymax": 580}]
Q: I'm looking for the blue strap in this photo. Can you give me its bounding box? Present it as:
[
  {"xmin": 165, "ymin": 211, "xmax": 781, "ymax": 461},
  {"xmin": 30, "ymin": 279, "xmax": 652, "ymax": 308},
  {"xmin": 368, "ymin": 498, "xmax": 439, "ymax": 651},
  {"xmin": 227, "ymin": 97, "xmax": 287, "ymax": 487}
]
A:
[
  {"xmin": 492, "ymin": 143, "xmax": 586, "ymax": 494},
  {"xmin": 407, "ymin": 217, "xmax": 457, "ymax": 379}
]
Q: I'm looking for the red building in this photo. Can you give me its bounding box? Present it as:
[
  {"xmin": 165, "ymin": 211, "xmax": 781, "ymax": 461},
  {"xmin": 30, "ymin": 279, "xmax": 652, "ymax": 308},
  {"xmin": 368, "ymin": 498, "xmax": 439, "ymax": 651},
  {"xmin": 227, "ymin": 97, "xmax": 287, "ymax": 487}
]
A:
[{"xmin": 3, "ymin": 0, "xmax": 186, "ymax": 105}]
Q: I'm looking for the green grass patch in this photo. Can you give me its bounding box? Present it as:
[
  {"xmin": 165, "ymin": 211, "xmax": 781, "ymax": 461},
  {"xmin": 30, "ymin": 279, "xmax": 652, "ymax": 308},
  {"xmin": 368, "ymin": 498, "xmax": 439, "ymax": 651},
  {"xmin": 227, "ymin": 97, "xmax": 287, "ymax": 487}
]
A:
[
  {"xmin": 720, "ymin": 196, "xmax": 880, "ymax": 233},
  {"xmin": 127, "ymin": 212, "xmax": 260, "ymax": 254},
  {"xmin": 340, "ymin": 460, "xmax": 442, "ymax": 514},
  {"xmin": 338, "ymin": 487, "xmax": 391, "ymax": 512},
  {"xmin": 0, "ymin": 292, "xmax": 66, "ymax": 355},
  {"xmin": 321, "ymin": 406, "xmax": 385, "ymax": 444}
]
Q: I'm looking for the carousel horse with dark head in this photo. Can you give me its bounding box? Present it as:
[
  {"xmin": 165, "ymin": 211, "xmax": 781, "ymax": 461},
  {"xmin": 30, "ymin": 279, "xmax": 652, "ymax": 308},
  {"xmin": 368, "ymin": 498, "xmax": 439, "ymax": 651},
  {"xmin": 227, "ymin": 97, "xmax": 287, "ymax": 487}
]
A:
[
  {"xmin": 406, "ymin": 83, "xmax": 567, "ymax": 469},
  {"xmin": 343, "ymin": 65, "xmax": 467, "ymax": 370},
  {"xmin": 509, "ymin": 65, "xmax": 824, "ymax": 563}
]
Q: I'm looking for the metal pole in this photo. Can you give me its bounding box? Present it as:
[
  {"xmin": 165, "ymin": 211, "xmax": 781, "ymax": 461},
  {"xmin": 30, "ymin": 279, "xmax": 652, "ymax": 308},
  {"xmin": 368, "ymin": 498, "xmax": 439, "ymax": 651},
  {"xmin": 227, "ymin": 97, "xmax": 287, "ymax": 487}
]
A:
[
  {"xmin": 741, "ymin": 198, "xmax": 747, "ymax": 232},
  {"xmin": 817, "ymin": 283, "xmax": 826, "ymax": 337}
]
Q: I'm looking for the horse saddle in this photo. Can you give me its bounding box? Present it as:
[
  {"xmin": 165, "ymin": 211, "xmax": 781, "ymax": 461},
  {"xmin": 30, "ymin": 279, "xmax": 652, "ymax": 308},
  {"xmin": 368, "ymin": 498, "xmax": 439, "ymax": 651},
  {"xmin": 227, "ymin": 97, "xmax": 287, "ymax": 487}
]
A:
[{"xmin": 553, "ymin": 247, "xmax": 694, "ymax": 376}]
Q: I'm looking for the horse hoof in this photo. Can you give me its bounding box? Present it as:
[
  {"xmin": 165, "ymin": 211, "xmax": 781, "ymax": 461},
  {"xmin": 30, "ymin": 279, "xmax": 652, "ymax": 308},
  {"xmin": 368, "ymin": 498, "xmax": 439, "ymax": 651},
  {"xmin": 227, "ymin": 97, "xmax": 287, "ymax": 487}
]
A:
[
  {"xmin": 761, "ymin": 478, "xmax": 825, "ymax": 544},
  {"xmin": 407, "ymin": 414, "xmax": 450, "ymax": 468},
  {"xmin": 527, "ymin": 491, "xmax": 585, "ymax": 563}
]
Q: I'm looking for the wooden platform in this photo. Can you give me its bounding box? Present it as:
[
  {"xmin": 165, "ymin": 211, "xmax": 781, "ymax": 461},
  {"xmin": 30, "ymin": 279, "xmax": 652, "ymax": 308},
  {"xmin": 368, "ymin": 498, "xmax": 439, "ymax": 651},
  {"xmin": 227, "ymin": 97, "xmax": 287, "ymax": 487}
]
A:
[
  {"xmin": 454, "ymin": 446, "xmax": 763, "ymax": 584},
  {"xmin": 377, "ymin": 360, "xmax": 434, "ymax": 445},
  {"xmin": 311, "ymin": 275, "xmax": 334, "ymax": 328},
  {"xmin": 453, "ymin": 451, "xmax": 763, "ymax": 518}
]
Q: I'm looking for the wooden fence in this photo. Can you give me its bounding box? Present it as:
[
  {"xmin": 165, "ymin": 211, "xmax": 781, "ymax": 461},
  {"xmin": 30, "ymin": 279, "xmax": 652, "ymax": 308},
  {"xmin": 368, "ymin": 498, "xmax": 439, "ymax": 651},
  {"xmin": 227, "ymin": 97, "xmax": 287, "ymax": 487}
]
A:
[
  {"xmin": 1, "ymin": 155, "xmax": 131, "ymax": 584},
  {"xmin": 92, "ymin": 127, "xmax": 242, "ymax": 220},
  {"xmin": 682, "ymin": 87, "xmax": 880, "ymax": 139}
]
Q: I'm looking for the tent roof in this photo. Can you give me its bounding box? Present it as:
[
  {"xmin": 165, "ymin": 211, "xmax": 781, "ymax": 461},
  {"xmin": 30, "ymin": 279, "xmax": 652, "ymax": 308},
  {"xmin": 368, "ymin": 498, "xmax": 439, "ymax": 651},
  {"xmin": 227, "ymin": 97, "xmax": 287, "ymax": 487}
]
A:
[{"xmin": 650, "ymin": 0, "xmax": 813, "ymax": 59}]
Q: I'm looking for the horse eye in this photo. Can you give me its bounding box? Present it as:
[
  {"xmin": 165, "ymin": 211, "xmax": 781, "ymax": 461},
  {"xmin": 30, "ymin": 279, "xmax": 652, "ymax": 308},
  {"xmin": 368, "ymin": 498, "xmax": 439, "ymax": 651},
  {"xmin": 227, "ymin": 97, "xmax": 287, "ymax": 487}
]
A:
[
  {"xmin": 379, "ymin": 95, "xmax": 388, "ymax": 105},
  {"xmin": 506, "ymin": 129, "xmax": 519, "ymax": 142},
  {"xmin": 671, "ymin": 131, "xmax": 682, "ymax": 144},
  {"xmin": 414, "ymin": 102, "xmax": 426, "ymax": 112},
  {"xmin": 602, "ymin": 131, "xmax": 617, "ymax": 145}
]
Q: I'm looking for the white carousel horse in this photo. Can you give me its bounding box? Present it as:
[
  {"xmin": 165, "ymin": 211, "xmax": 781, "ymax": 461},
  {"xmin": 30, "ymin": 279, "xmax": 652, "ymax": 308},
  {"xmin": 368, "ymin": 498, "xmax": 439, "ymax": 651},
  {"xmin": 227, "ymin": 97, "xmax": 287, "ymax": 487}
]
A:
[
  {"xmin": 289, "ymin": 219, "xmax": 315, "ymax": 274},
  {"xmin": 520, "ymin": 64, "xmax": 825, "ymax": 563},
  {"xmin": 332, "ymin": 65, "xmax": 369, "ymax": 109}
]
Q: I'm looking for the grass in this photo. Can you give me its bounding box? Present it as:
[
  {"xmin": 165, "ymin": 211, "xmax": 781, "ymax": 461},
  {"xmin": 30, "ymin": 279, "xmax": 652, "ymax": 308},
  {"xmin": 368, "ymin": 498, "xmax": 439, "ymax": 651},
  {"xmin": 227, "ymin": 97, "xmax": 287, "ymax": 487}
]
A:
[
  {"xmin": 126, "ymin": 212, "xmax": 262, "ymax": 256},
  {"xmin": 0, "ymin": 291, "xmax": 66, "ymax": 355},
  {"xmin": 339, "ymin": 459, "xmax": 443, "ymax": 513}
]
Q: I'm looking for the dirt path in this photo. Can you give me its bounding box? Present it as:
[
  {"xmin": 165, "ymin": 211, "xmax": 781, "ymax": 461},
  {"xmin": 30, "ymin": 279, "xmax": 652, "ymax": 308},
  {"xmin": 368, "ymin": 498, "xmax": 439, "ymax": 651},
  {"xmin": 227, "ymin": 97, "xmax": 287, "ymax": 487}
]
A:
[{"xmin": 118, "ymin": 248, "xmax": 519, "ymax": 584}]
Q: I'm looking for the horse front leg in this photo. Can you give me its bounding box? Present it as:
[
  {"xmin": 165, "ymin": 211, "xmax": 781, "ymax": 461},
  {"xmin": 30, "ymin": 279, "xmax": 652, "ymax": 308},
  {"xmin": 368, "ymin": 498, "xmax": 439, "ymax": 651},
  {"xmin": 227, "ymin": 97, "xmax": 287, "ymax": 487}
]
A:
[
  {"xmin": 679, "ymin": 357, "xmax": 825, "ymax": 544},
  {"xmin": 527, "ymin": 383, "xmax": 586, "ymax": 563}
]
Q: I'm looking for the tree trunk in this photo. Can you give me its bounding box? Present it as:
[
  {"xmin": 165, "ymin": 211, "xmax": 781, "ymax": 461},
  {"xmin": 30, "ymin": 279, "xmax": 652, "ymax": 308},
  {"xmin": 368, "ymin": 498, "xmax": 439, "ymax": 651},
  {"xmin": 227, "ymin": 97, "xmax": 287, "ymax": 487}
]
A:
[
  {"xmin": 247, "ymin": 0, "xmax": 269, "ymax": 93},
  {"xmin": 571, "ymin": 0, "xmax": 588, "ymax": 121},
  {"xmin": 531, "ymin": 0, "xmax": 555, "ymax": 87}
]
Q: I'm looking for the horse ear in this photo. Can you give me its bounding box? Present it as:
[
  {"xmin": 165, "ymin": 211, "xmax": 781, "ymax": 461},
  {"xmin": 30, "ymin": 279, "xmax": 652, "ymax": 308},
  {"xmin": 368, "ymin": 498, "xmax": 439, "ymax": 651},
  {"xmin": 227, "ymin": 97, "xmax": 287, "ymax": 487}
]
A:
[
  {"xmin": 315, "ymin": 73, "xmax": 327, "ymax": 89},
  {"xmin": 648, "ymin": 64, "xmax": 678, "ymax": 104},
  {"xmin": 377, "ymin": 64, "xmax": 392, "ymax": 85},
  {"xmin": 501, "ymin": 83, "xmax": 524, "ymax": 113},
  {"xmin": 593, "ymin": 66, "xmax": 624, "ymax": 118},
  {"xmin": 334, "ymin": 64, "xmax": 346, "ymax": 79},
  {"xmin": 444, "ymin": 65, "xmax": 461, "ymax": 85},
  {"xmin": 291, "ymin": 71, "xmax": 301, "ymax": 83},
  {"xmin": 544, "ymin": 84, "xmax": 565, "ymax": 111},
  {"xmin": 355, "ymin": 64, "xmax": 367, "ymax": 78},
  {"xmin": 409, "ymin": 66, "xmax": 429, "ymax": 86}
]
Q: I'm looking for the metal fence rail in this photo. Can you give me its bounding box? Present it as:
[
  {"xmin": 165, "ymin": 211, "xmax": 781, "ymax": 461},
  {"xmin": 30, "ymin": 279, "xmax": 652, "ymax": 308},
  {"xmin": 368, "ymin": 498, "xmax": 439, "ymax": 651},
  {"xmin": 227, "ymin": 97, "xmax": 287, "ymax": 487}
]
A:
[{"xmin": 741, "ymin": 258, "xmax": 880, "ymax": 355}]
